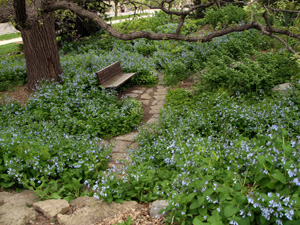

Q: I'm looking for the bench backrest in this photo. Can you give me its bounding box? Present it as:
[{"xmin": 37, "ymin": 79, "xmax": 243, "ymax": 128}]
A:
[{"xmin": 97, "ymin": 61, "xmax": 122, "ymax": 84}]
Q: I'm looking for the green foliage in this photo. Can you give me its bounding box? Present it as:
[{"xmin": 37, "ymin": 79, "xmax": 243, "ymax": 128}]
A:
[
  {"xmin": 97, "ymin": 83, "xmax": 300, "ymax": 224},
  {"xmin": 204, "ymin": 5, "xmax": 248, "ymax": 29},
  {"xmin": 0, "ymin": 38, "xmax": 158, "ymax": 198},
  {"xmin": 0, "ymin": 55, "xmax": 26, "ymax": 91},
  {"xmin": 113, "ymin": 11, "xmax": 176, "ymax": 33},
  {"xmin": 197, "ymin": 51, "xmax": 299, "ymax": 95}
]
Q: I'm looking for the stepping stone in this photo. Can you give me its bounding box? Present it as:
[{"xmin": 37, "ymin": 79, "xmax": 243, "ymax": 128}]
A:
[
  {"xmin": 146, "ymin": 88, "xmax": 154, "ymax": 93},
  {"xmin": 131, "ymin": 90, "xmax": 144, "ymax": 94},
  {"xmin": 146, "ymin": 118, "xmax": 157, "ymax": 124},
  {"xmin": 113, "ymin": 140, "xmax": 132, "ymax": 153},
  {"xmin": 128, "ymin": 142, "xmax": 138, "ymax": 150},
  {"xmin": 155, "ymin": 89, "xmax": 168, "ymax": 95},
  {"xmin": 112, "ymin": 153, "xmax": 128, "ymax": 161},
  {"xmin": 33, "ymin": 199, "xmax": 69, "ymax": 219},
  {"xmin": 151, "ymin": 105, "xmax": 163, "ymax": 110},
  {"xmin": 153, "ymin": 114, "xmax": 160, "ymax": 118},
  {"xmin": 140, "ymin": 93, "xmax": 151, "ymax": 100},
  {"xmin": 154, "ymin": 95, "xmax": 165, "ymax": 100},
  {"xmin": 151, "ymin": 100, "xmax": 158, "ymax": 105},
  {"xmin": 141, "ymin": 100, "xmax": 150, "ymax": 105},
  {"xmin": 150, "ymin": 109, "xmax": 160, "ymax": 114},
  {"xmin": 116, "ymin": 132, "xmax": 138, "ymax": 142},
  {"xmin": 156, "ymin": 100, "xmax": 165, "ymax": 106},
  {"xmin": 126, "ymin": 93, "xmax": 138, "ymax": 98}
]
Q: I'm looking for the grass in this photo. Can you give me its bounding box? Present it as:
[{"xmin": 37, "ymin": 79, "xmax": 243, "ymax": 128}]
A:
[
  {"xmin": 0, "ymin": 33, "xmax": 21, "ymax": 41},
  {"xmin": 0, "ymin": 43, "xmax": 23, "ymax": 57}
]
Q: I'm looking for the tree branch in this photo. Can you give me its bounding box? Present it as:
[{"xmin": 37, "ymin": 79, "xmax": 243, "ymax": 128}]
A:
[
  {"xmin": 265, "ymin": 6, "xmax": 300, "ymax": 14},
  {"xmin": 176, "ymin": 15, "xmax": 186, "ymax": 34},
  {"xmin": 126, "ymin": 0, "xmax": 214, "ymax": 16}
]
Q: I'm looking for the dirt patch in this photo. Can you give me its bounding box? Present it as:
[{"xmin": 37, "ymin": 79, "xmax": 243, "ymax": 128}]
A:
[{"xmin": 0, "ymin": 84, "xmax": 30, "ymax": 105}]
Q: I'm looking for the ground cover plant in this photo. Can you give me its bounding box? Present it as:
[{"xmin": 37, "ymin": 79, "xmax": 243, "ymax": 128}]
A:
[
  {"xmin": 0, "ymin": 38, "xmax": 159, "ymax": 199},
  {"xmin": 0, "ymin": 55, "xmax": 26, "ymax": 91},
  {"xmin": 94, "ymin": 82, "xmax": 300, "ymax": 224},
  {"xmin": 1, "ymin": 6, "xmax": 300, "ymax": 224}
]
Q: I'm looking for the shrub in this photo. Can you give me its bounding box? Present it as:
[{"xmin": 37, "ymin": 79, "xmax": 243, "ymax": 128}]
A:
[
  {"xmin": 197, "ymin": 51, "xmax": 299, "ymax": 95},
  {"xmin": 204, "ymin": 5, "xmax": 248, "ymax": 29}
]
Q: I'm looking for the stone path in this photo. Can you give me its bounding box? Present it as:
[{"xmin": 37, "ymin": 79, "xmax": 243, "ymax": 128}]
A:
[
  {"xmin": 0, "ymin": 74, "xmax": 168, "ymax": 225},
  {"xmin": 108, "ymin": 76, "xmax": 167, "ymax": 172}
]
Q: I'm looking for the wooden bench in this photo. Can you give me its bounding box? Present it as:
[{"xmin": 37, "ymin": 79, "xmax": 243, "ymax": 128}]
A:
[{"xmin": 96, "ymin": 61, "xmax": 136, "ymax": 88}]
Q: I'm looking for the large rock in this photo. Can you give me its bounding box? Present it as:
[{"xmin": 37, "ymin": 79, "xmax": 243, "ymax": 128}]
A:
[
  {"xmin": 150, "ymin": 200, "xmax": 169, "ymax": 219},
  {"xmin": 0, "ymin": 190, "xmax": 38, "ymax": 225},
  {"xmin": 57, "ymin": 197, "xmax": 140, "ymax": 225},
  {"xmin": 33, "ymin": 199, "xmax": 70, "ymax": 219},
  {"xmin": 272, "ymin": 83, "xmax": 291, "ymax": 91}
]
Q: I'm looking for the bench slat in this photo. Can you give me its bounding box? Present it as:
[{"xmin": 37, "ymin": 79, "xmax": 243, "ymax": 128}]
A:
[
  {"xmin": 101, "ymin": 73, "xmax": 136, "ymax": 88},
  {"xmin": 97, "ymin": 61, "xmax": 136, "ymax": 88}
]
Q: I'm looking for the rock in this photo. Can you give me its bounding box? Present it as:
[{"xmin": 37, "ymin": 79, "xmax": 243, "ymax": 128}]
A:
[
  {"xmin": 126, "ymin": 93, "xmax": 138, "ymax": 98},
  {"xmin": 0, "ymin": 191, "xmax": 38, "ymax": 225},
  {"xmin": 58, "ymin": 197, "xmax": 140, "ymax": 225},
  {"xmin": 272, "ymin": 83, "xmax": 291, "ymax": 91},
  {"xmin": 149, "ymin": 109, "xmax": 161, "ymax": 114},
  {"xmin": 186, "ymin": 73, "xmax": 200, "ymax": 82},
  {"xmin": 140, "ymin": 100, "xmax": 150, "ymax": 105},
  {"xmin": 140, "ymin": 93, "xmax": 151, "ymax": 100},
  {"xmin": 113, "ymin": 140, "xmax": 132, "ymax": 153},
  {"xmin": 146, "ymin": 118, "xmax": 158, "ymax": 124},
  {"xmin": 156, "ymin": 100, "xmax": 165, "ymax": 106},
  {"xmin": 131, "ymin": 90, "xmax": 144, "ymax": 94},
  {"xmin": 150, "ymin": 200, "xmax": 169, "ymax": 218},
  {"xmin": 33, "ymin": 199, "xmax": 69, "ymax": 219},
  {"xmin": 146, "ymin": 88, "xmax": 154, "ymax": 93},
  {"xmin": 151, "ymin": 105, "xmax": 163, "ymax": 111},
  {"xmin": 112, "ymin": 152, "xmax": 128, "ymax": 161},
  {"xmin": 115, "ymin": 132, "xmax": 138, "ymax": 142},
  {"xmin": 153, "ymin": 95, "xmax": 165, "ymax": 100}
]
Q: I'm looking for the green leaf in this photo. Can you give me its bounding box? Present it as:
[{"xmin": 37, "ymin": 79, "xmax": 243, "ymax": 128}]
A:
[
  {"xmin": 224, "ymin": 205, "xmax": 239, "ymax": 218},
  {"xmin": 257, "ymin": 155, "xmax": 265, "ymax": 165},
  {"xmin": 208, "ymin": 211, "xmax": 222, "ymax": 224},
  {"xmin": 190, "ymin": 199, "xmax": 201, "ymax": 209},
  {"xmin": 193, "ymin": 216, "xmax": 205, "ymax": 225},
  {"xmin": 271, "ymin": 170, "xmax": 287, "ymax": 184},
  {"xmin": 236, "ymin": 217, "xmax": 250, "ymax": 225},
  {"xmin": 50, "ymin": 193, "xmax": 61, "ymax": 199}
]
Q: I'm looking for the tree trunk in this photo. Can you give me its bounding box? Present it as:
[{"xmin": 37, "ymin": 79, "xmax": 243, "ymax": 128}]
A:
[{"xmin": 21, "ymin": 12, "xmax": 62, "ymax": 90}]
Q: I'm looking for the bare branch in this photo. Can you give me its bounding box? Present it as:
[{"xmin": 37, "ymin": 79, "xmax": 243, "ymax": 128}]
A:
[
  {"xmin": 270, "ymin": 34, "xmax": 299, "ymax": 57},
  {"xmin": 126, "ymin": 0, "xmax": 214, "ymax": 16},
  {"xmin": 176, "ymin": 15, "xmax": 186, "ymax": 34},
  {"xmin": 265, "ymin": 6, "xmax": 300, "ymax": 14}
]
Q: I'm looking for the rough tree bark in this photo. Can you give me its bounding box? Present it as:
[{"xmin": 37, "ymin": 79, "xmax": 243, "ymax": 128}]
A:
[
  {"xmin": 9, "ymin": 0, "xmax": 63, "ymax": 90},
  {"xmin": 21, "ymin": 12, "xmax": 62, "ymax": 90}
]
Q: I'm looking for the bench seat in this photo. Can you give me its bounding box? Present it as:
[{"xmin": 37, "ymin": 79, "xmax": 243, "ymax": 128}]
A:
[{"xmin": 97, "ymin": 61, "xmax": 136, "ymax": 88}]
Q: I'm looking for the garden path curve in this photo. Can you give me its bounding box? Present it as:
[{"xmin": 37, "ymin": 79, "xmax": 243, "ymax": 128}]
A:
[{"xmin": 0, "ymin": 74, "xmax": 168, "ymax": 225}]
